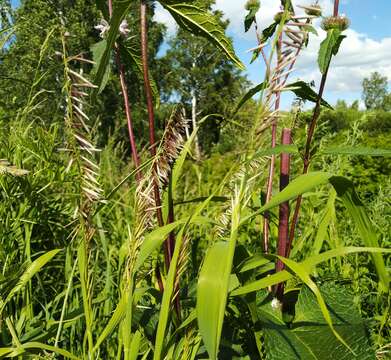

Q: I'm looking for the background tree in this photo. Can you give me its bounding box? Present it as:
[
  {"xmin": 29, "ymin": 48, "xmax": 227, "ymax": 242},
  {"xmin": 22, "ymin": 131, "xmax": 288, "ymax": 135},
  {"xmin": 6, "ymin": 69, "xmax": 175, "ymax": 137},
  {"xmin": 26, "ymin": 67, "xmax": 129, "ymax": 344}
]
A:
[
  {"xmin": 362, "ymin": 71, "xmax": 389, "ymax": 110},
  {"xmin": 160, "ymin": 0, "xmax": 248, "ymax": 156}
]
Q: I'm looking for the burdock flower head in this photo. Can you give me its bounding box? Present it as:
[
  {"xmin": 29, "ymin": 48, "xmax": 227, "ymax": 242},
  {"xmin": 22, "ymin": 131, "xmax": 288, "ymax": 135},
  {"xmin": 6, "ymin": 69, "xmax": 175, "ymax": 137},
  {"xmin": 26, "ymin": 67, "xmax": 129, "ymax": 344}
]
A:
[
  {"xmin": 304, "ymin": 3, "xmax": 322, "ymax": 17},
  {"xmin": 321, "ymin": 15, "xmax": 350, "ymax": 31},
  {"xmin": 245, "ymin": 0, "xmax": 260, "ymax": 11}
]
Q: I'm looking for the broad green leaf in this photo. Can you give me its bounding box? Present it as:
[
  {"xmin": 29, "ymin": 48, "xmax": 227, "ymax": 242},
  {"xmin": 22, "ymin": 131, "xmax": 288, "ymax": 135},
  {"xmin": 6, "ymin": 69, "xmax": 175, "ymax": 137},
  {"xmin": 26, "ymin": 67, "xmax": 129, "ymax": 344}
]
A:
[
  {"xmin": 197, "ymin": 242, "xmax": 231, "ymax": 360},
  {"xmin": 231, "ymin": 247, "xmax": 391, "ymax": 296},
  {"xmin": 277, "ymin": 257, "xmax": 352, "ymax": 351},
  {"xmin": 259, "ymin": 283, "xmax": 375, "ymax": 359},
  {"xmin": 93, "ymin": 0, "xmax": 132, "ymax": 94},
  {"xmin": 233, "ymin": 81, "xmax": 267, "ymax": 115},
  {"xmin": 242, "ymin": 172, "xmax": 332, "ymax": 224},
  {"xmin": 318, "ymin": 29, "xmax": 345, "ymax": 74},
  {"xmin": 158, "ymin": 1, "xmax": 244, "ymax": 69},
  {"xmin": 0, "ymin": 249, "xmax": 61, "ymax": 314},
  {"xmin": 197, "ymin": 187, "xmax": 242, "ymax": 360},
  {"xmin": 153, "ymin": 194, "xmax": 217, "ymax": 360},
  {"xmin": 284, "ymin": 81, "xmax": 333, "ymax": 109},
  {"xmin": 91, "ymin": 40, "xmax": 111, "ymax": 93},
  {"xmin": 330, "ymin": 176, "xmax": 390, "ymax": 291},
  {"xmin": 321, "ymin": 146, "xmax": 391, "ymax": 157},
  {"xmin": 134, "ymin": 216, "xmax": 210, "ymax": 272}
]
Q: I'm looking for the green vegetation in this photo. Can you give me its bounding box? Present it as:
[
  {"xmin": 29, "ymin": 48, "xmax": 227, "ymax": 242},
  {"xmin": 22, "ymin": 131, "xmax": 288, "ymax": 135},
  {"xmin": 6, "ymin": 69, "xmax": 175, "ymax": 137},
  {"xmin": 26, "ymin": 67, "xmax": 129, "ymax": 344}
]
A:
[{"xmin": 0, "ymin": 0, "xmax": 390, "ymax": 359}]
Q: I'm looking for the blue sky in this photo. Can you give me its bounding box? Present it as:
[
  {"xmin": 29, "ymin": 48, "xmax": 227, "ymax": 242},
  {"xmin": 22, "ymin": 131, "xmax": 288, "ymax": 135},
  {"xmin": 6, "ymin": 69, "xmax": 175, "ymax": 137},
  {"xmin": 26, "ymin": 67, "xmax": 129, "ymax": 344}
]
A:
[{"xmin": 155, "ymin": 0, "xmax": 391, "ymax": 109}]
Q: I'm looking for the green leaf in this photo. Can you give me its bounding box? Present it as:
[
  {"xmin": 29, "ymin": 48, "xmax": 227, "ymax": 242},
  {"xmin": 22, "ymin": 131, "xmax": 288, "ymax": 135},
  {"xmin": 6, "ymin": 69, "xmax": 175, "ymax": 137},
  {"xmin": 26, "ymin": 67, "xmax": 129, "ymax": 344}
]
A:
[
  {"xmin": 277, "ymin": 257, "xmax": 353, "ymax": 352},
  {"xmin": 330, "ymin": 176, "xmax": 390, "ymax": 291},
  {"xmin": 159, "ymin": 1, "xmax": 244, "ymax": 69},
  {"xmin": 120, "ymin": 42, "xmax": 160, "ymax": 108},
  {"xmin": 233, "ymin": 81, "xmax": 267, "ymax": 115},
  {"xmin": 312, "ymin": 189, "xmax": 336, "ymax": 255},
  {"xmin": 242, "ymin": 172, "xmax": 332, "ymax": 224},
  {"xmin": 244, "ymin": 5, "xmax": 260, "ymax": 32},
  {"xmin": 231, "ymin": 247, "xmax": 391, "ymax": 296},
  {"xmin": 153, "ymin": 194, "xmax": 217, "ymax": 360},
  {"xmin": 261, "ymin": 22, "xmax": 278, "ymax": 43},
  {"xmin": 93, "ymin": 0, "xmax": 132, "ymax": 95},
  {"xmin": 259, "ymin": 283, "xmax": 375, "ymax": 359},
  {"xmin": 284, "ymin": 81, "xmax": 333, "ymax": 109},
  {"xmin": 91, "ymin": 40, "xmax": 111, "ymax": 93},
  {"xmin": 0, "ymin": 249, "xmax": 61, "ymax": 314},
  {"xmin": 197, "ymin": 242, "xmax": 231, "ymax": 360},
  {"xmin": 321, "ymin": 146, "xmax": 391, "ymax": 157},
  {"xmin": 318, "ymin": 29, "xmax": 345, "ymax": 74}
]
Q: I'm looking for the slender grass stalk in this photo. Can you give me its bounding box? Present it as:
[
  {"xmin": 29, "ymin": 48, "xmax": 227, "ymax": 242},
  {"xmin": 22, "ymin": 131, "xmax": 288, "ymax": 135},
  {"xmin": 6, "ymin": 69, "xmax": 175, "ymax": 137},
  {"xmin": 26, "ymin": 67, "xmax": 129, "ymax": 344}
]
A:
[
  {"xmin": 108, "ymin": 0, "xmax": 141, "ymax": 181},
  {"xmin": 288, "ymin": 0, "xmax": 340, "ymax": 252},
  {"xmin": 275, "ymin": 128, "xmax": 291, "ymax": 300}
]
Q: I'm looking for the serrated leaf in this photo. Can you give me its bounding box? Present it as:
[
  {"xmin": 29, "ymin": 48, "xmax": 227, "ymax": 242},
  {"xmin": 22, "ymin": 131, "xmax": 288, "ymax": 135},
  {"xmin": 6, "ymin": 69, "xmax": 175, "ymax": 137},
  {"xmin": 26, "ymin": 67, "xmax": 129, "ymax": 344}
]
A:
[
  {"xmin": 120, "ymin": 42, "xmax": 160, "ymax": 108},
  {"xmin": 233, "ymin": 81, "xmax": 267, "ymax": 115},
  {"xmin": 318, "ymin": 29, "xmax": 345, "ymax": 74},
  {"xmin": 284, "ymin": 81, "xmax": 333, "ymax": 109},
  {"xmin": 259, "ymin": 283, "xmax": 375, "ymax": 359},
  {"xmin": 158, "ymin": 1, "xmax": 244, "ymax": 69}
]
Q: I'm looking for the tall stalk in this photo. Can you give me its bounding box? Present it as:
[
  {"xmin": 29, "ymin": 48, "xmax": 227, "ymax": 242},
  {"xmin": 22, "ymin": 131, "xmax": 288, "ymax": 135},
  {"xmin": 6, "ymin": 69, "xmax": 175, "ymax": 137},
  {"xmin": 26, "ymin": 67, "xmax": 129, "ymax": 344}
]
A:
[
  {"xmin": 262, "ymin": 34, "xmax": 282, "ymax": 253},
  {"xmin": 140, "ymin": 1, "xmax": 173, "ymax": 271},
  {"xmin": 107, "ymin": 0, "xmax": 141, "ymax": 181},
  {"xmin": 288, "ymin": 1, "xmax": 340, "ymax": 253},
  {"xmin": 275, "ymin": 128, "xmax": 291, "ymax": 300}
]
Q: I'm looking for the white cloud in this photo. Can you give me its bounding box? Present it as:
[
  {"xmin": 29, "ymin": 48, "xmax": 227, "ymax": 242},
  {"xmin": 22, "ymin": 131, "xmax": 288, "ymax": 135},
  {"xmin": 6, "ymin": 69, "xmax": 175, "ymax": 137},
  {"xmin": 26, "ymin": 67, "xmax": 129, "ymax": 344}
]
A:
[
  {"xmin": 294, "ymin": 28, "xmax": 391, "ymax": 93},
  {"xmin": 153, "ymin": 0, "xmax": 391, "ymax": 94}
]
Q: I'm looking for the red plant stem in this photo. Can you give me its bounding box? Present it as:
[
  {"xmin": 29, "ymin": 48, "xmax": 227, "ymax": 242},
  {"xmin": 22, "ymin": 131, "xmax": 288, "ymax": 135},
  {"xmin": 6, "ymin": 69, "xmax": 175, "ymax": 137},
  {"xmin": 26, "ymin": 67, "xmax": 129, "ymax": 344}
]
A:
[
  {"xmin": 334, "ymin": 0, "xmax": 340, "ymax": 16},
  {"xmin": 287, "ymin": 1, "xmax": 340, "ymax": 254},
  {"xmin": 275, "ymin": 128, "xmax": 291, "ymax": 300},
  {"xmin": 108, "ymin": 0, "xmax": 141, "ymax": 180},
  {"xmin": 140, "ymin": 2, "xmax": 172, "ymax": 270},
  {"xmin": 262, "ymin": 34, "xmax": 282, "ymax": 253}
]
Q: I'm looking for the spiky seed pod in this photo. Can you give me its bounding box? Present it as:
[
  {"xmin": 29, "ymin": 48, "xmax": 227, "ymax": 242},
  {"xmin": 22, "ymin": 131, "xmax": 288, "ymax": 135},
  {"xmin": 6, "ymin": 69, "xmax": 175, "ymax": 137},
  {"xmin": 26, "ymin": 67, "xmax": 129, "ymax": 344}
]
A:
[
  {"xmin": 245, "ymin": 0, "xmax": 260, "ymax": 11},
  {"xmin": 304, "ymin": 4, "xmax": 322, "ymax": 17},
  {"xmin": 321, "ymin": 16, "xmax": 350, "ymax": 31}
]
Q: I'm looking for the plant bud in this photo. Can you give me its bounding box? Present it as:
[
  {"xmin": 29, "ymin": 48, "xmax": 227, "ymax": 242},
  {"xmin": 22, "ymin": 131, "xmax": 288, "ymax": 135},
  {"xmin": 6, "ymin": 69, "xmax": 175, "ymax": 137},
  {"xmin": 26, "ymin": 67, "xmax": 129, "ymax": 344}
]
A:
[
  {"xmin": 274, "ymin": 11, "xmax": 292, "ymax": 23},
  {"xmin": 321, "ymin": 16, "xmax": 350, "ymax": 31},
  {"xmin": 245, "ymin": 0, "xmax": 260, "ymax": 11}
]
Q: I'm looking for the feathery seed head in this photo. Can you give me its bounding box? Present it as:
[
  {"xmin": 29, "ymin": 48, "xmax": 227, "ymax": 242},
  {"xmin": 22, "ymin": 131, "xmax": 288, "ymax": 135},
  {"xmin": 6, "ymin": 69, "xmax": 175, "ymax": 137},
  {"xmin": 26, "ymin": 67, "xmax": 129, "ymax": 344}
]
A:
[{"xmin": 304, "ymin": 4, "xmax": 322, "ymax": 17}]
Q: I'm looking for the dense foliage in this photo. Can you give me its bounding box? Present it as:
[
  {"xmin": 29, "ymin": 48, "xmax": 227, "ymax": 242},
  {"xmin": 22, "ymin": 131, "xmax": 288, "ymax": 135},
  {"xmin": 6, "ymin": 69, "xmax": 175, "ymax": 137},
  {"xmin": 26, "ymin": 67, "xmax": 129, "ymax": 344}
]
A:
[{"xmin": 0, "ymin": 0, "xmax": 390, "ymax": 359}]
